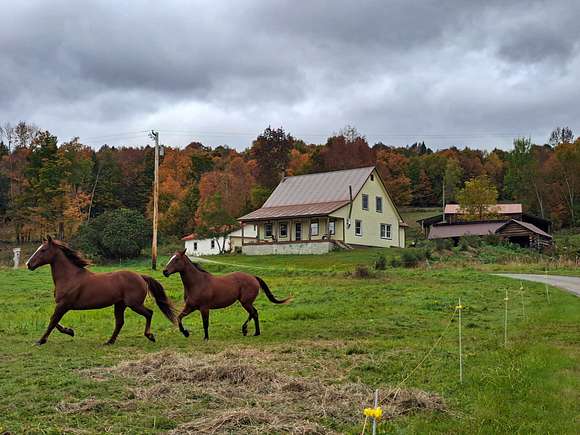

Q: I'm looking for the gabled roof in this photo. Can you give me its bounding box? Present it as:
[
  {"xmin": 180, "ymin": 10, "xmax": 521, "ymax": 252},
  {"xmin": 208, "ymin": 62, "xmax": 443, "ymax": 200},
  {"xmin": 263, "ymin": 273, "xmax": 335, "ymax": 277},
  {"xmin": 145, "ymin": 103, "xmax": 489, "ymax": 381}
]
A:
[
  {"xmin": 444, "ymin": 203, "xmax": 522, "ymax": 215},
  {"xmin": 263, "ymin": 166, "xmax": 375, "ymax": 207},
  {"xmin": 239, "ymin": 166, "xmax": 379, "ymax": 221},
  {"xmin": 497, "ymin": 220, "xmax": 552, "ymax": 238}
]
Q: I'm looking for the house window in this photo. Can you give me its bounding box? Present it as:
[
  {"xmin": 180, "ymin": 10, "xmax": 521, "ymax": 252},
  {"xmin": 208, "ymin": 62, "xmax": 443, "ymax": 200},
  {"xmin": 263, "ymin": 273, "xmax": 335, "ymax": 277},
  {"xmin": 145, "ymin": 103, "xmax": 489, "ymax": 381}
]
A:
[
  {"xmin": 193, "ymin": 242, "xmax": 198, "ymax": 251},
  {"xmin": 355, "ymin": 220, "xmax": 362, "ymax": 236},
  {"xmin": 362, "ymin": 194, "xmax": 369, "ymax": 210},
  {"xmin": 310, "ymin": 219, "xmax": 319, "ymax": 236},
  {"xmin": 376, "ymin": 196, "xmax": 383, "ymax": 213},
  {"xmin": 370, "ymin": 174, "xmax": 374, "ymax": 181},
  {"xmin": 328, "ymin": 220, "xmax": 336, "ymax": 235},
  {"xmin": 280, "ymin": 222, "xmax": 288, "ymax": 238},
  {"xmin": 380, "ymin": 223, "xmax": 391, "ymax": 239},
  {"xmin": 265, "ymin": 223, "xmax": 273, "ymax": 238},
  {"xmin": 211, "ymin": 240, "xmax": 215, "ymax": 249}
]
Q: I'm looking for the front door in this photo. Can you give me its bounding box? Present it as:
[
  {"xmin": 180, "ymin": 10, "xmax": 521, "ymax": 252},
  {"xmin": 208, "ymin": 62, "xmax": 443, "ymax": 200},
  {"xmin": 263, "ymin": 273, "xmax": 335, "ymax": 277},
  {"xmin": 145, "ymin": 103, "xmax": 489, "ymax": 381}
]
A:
[{"xmin": 295, "ymin": 223, "xmax": 302, "ymax": 241}]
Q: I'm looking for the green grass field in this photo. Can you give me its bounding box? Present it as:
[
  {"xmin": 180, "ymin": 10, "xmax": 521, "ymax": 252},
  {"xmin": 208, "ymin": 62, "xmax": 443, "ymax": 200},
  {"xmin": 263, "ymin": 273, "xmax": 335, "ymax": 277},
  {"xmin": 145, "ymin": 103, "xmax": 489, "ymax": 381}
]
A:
[{"xmin": 1, "ymin": 249, "xmax": 579, "ymax": 434}]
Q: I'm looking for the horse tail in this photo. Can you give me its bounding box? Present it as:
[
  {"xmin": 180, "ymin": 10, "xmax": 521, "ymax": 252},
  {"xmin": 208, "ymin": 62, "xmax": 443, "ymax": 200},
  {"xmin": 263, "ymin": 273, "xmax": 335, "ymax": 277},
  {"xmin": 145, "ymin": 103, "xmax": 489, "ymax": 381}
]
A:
[
  {"xmin": 141, "ymin": 275, "xmax": 178, "ymax": 325},
  {"xmin": 255, "ymin": 276, "xmax": 292, "ymax": 304}
]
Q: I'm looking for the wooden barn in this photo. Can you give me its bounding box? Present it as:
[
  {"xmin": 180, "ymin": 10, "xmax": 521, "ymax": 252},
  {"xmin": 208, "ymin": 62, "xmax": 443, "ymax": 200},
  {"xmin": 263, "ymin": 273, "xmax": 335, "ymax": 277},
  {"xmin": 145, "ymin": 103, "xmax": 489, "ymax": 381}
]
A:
[{"xmin": 496, "ymin": 220, "xmax": 553, "ymax": 249}]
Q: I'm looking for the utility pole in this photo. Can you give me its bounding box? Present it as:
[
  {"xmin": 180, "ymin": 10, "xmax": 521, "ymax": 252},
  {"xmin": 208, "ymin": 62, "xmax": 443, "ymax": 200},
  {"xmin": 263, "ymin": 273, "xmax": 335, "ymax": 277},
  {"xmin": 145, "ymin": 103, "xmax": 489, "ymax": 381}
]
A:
[{"xmin": 150, "ymin": 130, "xmax": 159, "ymax": 270}]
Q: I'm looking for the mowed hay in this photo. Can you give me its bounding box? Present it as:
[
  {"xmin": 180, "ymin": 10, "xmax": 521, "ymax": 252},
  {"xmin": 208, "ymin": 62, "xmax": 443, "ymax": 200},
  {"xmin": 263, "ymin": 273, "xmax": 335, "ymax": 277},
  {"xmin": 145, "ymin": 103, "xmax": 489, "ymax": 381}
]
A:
[{"xmin": 86, "ymin": 348, "xmax": 445, "ymax": 434}]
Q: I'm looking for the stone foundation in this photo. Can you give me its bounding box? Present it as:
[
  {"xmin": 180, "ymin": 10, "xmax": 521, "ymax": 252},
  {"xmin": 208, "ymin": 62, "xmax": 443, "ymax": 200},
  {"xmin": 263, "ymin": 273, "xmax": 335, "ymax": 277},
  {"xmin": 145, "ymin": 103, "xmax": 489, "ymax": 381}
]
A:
[{"xmin": 242, "ymin": 241, "xmax": 333, "ymax": 255}]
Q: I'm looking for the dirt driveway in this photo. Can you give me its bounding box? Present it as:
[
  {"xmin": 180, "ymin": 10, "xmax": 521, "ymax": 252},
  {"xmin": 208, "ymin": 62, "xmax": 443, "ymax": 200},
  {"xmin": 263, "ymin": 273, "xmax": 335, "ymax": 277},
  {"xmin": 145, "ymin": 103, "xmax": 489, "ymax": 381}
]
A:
[{"xmin": 495, "ymin": 273, "xmax": 580, "ymax": 297}]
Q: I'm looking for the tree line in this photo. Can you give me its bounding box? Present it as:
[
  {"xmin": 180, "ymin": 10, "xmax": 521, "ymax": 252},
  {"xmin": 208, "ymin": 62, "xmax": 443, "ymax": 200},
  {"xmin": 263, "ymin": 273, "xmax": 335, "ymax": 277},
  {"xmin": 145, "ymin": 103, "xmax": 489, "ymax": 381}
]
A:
[{"xmin": 0, "ymin": 123, "xmax": 578, "ymax": 244}]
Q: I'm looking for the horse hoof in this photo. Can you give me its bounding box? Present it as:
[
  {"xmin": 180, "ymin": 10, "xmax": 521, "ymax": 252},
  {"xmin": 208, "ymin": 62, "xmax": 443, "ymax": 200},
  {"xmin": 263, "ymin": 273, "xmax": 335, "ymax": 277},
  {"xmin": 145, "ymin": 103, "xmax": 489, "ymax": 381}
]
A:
[
  {"xmin": 65, "ymin": 328, "xmax": 75, "ymax": 337},
  {"xmin": 203, "ymin": 337, "xmax": 209, "ymax": 341},
  {"xmin": 254, "ymin": 332, "xmax": 261, "ymax": 337},
  {"xmin": 182, "ymin": 329, "xmax": 190, "ymax": 338},
  {"xmin": 146, "ymin": 334, "xmax": 156, "ymax": 342},
  {"xmin": 103, "ymin": 341, "xmax": 115, "ymax": 346},
  {"xmin": 34, "ymin": 340, "xmax": 46, "ymax": 346},
  {"xmin": 242, "ymin": 330, "xmax": 248, "ymax": 336}
]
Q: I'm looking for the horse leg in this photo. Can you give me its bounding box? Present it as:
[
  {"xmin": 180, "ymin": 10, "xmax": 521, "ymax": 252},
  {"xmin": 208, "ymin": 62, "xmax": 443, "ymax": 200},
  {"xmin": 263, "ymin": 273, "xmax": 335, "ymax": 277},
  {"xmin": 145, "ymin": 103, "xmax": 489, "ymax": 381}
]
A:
[
  {"xmin": 177, "ymin": 305, "xmax": 194, "ymax": 338},
  {"xmin": 130, "ymin": 304, "xmax": 155, "ymax": 342},
  {"xmin": 200, "ymin": 308, "xmax": 210, "ymax": 341},
  {"xmin": 105, "ymin": 303, "xmax": 126, "ymax": 345},
  {"xmin": 55, "ymin": 324, "xmax": 75, "ymax": 337},
  {"xmin": 241, "ymin": 303, "xmax": 254, "ymax": 336},
  {"xmin": 36, "ymin": 305, "xmax": 68, "ymax": 345},
  {"xmin": 252, "ymin": 306, "xmax": 260, "ymax": 336}
]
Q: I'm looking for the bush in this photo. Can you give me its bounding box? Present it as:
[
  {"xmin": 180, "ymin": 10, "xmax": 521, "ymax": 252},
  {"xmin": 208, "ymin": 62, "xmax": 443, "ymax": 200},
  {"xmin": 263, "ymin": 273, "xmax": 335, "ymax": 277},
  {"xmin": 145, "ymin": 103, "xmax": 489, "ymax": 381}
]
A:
[
  {"xmin": 483, "ymin": 233, "xmax": 502, "ymax": 246},
  {"xmin": 401, "ymin": 251, "xmax": 419, "ymax": 268},
  {"xmin": 74, "ymin": 209, "xmax": 150, "ymax": 259},
  {"xmin": 390, "ymin": 257, "xmax": 402, "ymax": 268},
  {"xmin": 374, "ymin": 254, "xmax": 387, "ymax": 270},
  {"xmin": 348, "ymin": 264, "xmax": 373, "ymax": 278},
  {"xmin": 434, "ymin": 238, "xmax": 453, "ymax": 251}
]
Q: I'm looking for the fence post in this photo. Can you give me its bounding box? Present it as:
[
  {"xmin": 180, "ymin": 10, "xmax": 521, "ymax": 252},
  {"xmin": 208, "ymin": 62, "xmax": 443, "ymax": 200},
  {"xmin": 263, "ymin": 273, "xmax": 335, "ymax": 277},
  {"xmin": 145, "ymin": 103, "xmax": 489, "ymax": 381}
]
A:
[
  {"xmin": 13, "ymin": 247, "xmax": 21, "ymax": 269},
  {"xmin": 544, "ymin": 267, "xmax": 550, "ymax": 304},
  {"xmin": 457, "ymin": 298, "xmax": 463, "ymax": 383},
  {"xmin": 520, "ymin": 282, "xmax": 526, "ymax": 320},
  {"xmin": 504, "ymin": 289, "xmax": 509, "ymax": 348},
  {"xmin": 372, "ymin": 389, "xmax": 378, "ymax": 435}
]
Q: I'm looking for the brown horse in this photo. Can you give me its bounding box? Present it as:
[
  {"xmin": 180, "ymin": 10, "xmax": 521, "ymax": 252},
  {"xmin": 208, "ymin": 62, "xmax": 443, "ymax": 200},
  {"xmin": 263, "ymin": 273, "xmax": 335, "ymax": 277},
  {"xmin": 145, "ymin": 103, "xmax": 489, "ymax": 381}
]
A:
[
  {"xmin": 26, "ymin": 236, "xmax": 177, "ymax": 345},
  {"xmin": 162, "ymin": 250, "xmax": 291, "ymax": 340}
]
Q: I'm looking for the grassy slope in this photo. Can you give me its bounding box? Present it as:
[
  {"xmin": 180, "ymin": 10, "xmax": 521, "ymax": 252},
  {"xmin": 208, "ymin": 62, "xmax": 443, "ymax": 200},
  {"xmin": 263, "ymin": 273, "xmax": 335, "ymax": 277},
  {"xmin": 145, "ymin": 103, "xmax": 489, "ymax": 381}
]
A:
[{"xmin": 0, "ymin": 251, "xmax": 579, "ymax": 434}]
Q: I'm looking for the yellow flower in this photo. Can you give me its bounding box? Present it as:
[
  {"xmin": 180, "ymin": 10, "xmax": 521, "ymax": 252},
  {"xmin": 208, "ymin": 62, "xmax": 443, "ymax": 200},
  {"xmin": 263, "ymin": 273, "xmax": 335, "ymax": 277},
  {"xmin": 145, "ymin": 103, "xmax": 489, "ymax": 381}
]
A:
[{"xmin": 363, "ymin": 407, "xmax": 383, "ymax": 420}]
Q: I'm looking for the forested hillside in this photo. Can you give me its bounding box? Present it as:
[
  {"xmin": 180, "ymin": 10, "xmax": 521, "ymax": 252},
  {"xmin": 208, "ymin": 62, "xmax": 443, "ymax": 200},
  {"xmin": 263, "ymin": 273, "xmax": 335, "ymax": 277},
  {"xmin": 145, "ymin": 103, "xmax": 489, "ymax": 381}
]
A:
[{"xmin": 1, "ymin": 123, "xmax": 578, "ymax": 244}]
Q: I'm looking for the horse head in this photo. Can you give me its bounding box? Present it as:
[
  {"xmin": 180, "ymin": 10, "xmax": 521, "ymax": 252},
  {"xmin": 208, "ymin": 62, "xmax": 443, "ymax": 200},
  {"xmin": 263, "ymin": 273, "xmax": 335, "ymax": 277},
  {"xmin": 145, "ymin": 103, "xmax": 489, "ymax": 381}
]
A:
[{"xmin": 26, "ymin": 235, "xmax": 59, "ymax": 270}]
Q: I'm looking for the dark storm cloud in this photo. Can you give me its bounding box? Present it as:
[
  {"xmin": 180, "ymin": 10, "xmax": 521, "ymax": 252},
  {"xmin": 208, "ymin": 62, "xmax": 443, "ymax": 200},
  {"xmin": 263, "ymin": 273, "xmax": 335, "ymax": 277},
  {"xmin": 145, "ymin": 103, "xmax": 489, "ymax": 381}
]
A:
[{"xmin": 1, "ymin": 0, "xmax": 579, "ymax": 149}]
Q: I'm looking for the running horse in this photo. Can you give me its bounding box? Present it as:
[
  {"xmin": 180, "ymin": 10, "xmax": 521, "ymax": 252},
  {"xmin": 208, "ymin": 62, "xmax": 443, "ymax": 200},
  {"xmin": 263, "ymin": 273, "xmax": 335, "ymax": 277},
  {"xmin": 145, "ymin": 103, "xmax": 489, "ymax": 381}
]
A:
[
  {"xmin": 26, "ymin": 236, "xmax": 177, "ymax": 345},
  {"xmin": 163, "ymin": 250, "xmax": 291, "ymax": 340}
]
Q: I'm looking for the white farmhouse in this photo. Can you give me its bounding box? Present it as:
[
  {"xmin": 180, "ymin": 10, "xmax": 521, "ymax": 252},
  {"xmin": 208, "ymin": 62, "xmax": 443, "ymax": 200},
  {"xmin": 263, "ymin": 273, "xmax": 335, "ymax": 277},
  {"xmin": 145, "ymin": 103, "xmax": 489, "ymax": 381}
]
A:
[{"xmin": 238, "ymin": 166, "xmax": 407, "ymax": 255}]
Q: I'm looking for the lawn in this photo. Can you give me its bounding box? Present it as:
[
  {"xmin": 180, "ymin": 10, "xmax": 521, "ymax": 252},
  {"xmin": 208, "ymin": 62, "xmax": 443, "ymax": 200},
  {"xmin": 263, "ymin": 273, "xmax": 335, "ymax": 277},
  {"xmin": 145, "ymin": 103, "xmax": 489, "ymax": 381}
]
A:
[{"xmin": 0, "ymin": 249, "xmax": 579, "ymax": 434}]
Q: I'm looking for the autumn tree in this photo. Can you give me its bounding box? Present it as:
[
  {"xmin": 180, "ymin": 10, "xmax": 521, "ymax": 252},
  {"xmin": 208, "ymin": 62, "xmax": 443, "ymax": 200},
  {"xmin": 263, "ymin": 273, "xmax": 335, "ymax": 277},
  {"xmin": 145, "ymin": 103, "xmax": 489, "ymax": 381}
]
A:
[
  {"xmin": 456, "ymin": 175, "xmax": 498, "ymax": 220},
  {"xmin": 443, "ymin": 158, "xmax": 463, "ymax": 204},
  {"xmin": 251, "ymin": 126, "xmax": 293, "ymax": 190},
  {"xmin": 375, "ymin": 149, "xmax": 412, "ymax": 205},
  {"xmin": 318, "ymin": 126, "xmax": 373, "ymax": 172}
]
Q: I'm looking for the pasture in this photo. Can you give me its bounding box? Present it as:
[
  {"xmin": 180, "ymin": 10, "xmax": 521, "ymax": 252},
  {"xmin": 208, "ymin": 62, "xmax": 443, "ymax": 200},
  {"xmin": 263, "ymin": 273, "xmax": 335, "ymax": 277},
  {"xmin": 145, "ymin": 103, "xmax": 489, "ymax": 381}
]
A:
[{"xmin": 0, "ymin": 249, "xmax": 579, "ymax": 434}]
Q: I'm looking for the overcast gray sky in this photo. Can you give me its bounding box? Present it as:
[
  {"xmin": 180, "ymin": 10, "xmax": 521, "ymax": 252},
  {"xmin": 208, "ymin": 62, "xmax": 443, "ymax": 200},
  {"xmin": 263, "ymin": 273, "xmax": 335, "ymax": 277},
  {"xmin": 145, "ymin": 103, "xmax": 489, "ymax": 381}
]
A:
[{"xmin": 1, "ymin": 0, "xmax": 579, "ymax": 150}]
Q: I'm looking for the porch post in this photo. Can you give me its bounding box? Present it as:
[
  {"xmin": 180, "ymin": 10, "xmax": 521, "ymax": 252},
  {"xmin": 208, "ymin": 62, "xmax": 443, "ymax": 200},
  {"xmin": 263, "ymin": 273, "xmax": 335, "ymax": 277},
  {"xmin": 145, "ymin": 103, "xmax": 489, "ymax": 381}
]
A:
[
  {"xmin": 308, "ymin": 218, "xmax": 312, "ymax": 240},
  {"xmin": 290, "ymin": 219, "xmax": 293, "ymax": 241},
  {"xmin": 241, "ymin": 223, "xmax": 245, "ymax": 246},
  {"xmin": 326, "ymin": 217, "xmax": 330, "ymax": 239}
]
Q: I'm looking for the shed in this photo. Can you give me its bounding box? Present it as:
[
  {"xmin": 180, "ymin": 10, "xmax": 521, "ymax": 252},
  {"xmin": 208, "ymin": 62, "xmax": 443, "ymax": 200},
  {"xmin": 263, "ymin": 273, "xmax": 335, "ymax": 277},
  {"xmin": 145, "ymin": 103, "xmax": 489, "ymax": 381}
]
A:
[{"xmin": 496, "ymin": 220, "xmax": 552, "ymax": 249}]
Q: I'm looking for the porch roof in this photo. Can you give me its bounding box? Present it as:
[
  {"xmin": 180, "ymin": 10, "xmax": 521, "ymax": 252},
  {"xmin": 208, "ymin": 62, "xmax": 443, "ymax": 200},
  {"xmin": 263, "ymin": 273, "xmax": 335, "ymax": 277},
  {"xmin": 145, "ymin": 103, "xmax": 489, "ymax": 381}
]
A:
[{"xmin": 238, "ymin": 200, "xmax": 349, "ymax": 221}]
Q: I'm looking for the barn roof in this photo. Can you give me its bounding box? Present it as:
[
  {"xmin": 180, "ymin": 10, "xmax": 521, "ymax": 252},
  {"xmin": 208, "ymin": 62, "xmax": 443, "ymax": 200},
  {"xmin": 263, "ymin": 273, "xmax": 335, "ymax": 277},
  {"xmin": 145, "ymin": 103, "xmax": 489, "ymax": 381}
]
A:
[
  {"xmin": 239, "ymin": 166, "xmax": 384, "ymax": 221},
  {"xmin": 428, "ymin": 222, "xmax": 504, "ymax": 239},
  {"xmin": 444, "ymin": 203, "xmax": 522, "ymax": 215},
  {"xmin": 497, "ymin": 220, "xmax": 552, "ymax": 238}
]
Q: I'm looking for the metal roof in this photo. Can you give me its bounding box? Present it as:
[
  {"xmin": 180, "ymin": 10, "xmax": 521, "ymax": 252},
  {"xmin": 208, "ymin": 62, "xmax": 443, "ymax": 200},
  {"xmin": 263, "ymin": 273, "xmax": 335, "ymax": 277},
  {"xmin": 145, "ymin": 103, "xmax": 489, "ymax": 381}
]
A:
[
  {"xmin": 497, "ymin": 220, "xmax": 552, "ymax": 238},
  {"xmin": 239, "ymin": 200, "xmax": 349, "ymax": 221},
  {"xmin": 444, "ymin": 204, "xmax": 522, "ymax": 215},
  {"xmin": 263, "ymin": 166, "xmax": 375, "ymax": 207},
  {"xmin": 428, "ymin": 222, "xmax": 504, "ymax": 239}
]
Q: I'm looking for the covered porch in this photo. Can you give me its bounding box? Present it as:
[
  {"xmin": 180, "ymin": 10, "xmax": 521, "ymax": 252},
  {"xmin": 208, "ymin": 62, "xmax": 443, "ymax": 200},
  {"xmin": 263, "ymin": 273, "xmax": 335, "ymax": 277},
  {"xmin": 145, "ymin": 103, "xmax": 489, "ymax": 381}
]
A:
[{"xmin": 239, "ymin": 216, "xmax": 347, "ymax": 255}]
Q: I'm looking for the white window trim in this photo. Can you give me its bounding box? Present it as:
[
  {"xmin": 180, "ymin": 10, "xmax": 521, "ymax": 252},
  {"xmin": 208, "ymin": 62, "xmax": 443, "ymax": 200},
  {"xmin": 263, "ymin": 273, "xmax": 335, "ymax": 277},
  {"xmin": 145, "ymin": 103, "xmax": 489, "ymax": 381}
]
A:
[
  {"xmin": 328, "ymin": 220, "xmax": 336, "ymax": 235},
  {"xmin": 362, "ymin": 194, "xmax": 369, "ymax": 211},
  {"xmin": 310, "ymin": 219, "xmax": 319, "ymax": 236},
  {"xmin": 355, "ymin": 219, "xmax": 363, "ymax": 236},
  {"xmin": 380, "ymin": 223, "xmax": 392, "ymax": 240}
]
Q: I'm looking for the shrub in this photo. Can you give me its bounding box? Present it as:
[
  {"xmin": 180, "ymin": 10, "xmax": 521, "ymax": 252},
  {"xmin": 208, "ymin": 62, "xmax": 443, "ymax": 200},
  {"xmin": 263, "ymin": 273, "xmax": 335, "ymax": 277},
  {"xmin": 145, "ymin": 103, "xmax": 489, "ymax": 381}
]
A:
[
  {"xmin": 74, "ymin": 209, "xmax": 150, "ymax": 259},
  {"xmin": 434, "ymin": 238, "xmax": 453, "ymax": 251},
  {"xmin": 401, "ymin": 251, "xmax": 419, "ymax": 268},
  {"xmin": 374, "ymin": 254, "xmax": 387, "ymax": 270},
  {"xmin": 390, "ymin": 257, "xmax": 402, "ymax": 268},
  {"xmin": 483, "ymin": 233, "xmax": 502, "ymax": 246}
]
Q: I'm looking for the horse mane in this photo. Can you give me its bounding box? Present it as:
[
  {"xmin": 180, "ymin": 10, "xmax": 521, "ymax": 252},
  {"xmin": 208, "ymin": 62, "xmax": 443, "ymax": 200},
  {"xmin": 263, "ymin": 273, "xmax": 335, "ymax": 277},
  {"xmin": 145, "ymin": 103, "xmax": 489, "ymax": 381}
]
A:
[
  {"xmin": 184, "ymin": 254, "xmax": 209, "ymax": 274},
  {"xmin": 53, "ymin": 240, "xmax": 92, "ymax": 268}
]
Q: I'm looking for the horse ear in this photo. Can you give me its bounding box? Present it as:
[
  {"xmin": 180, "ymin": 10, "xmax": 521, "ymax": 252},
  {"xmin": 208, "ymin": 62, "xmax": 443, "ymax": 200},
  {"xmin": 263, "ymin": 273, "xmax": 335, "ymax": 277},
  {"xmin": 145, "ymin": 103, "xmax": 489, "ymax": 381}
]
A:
[
  {"xmin": 180, "ymin": 249, "xmax": 187, "ymax": 256},
  {"xmin": 47, "ymin": 235, "xmax": 53, "ymax": 244}
]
